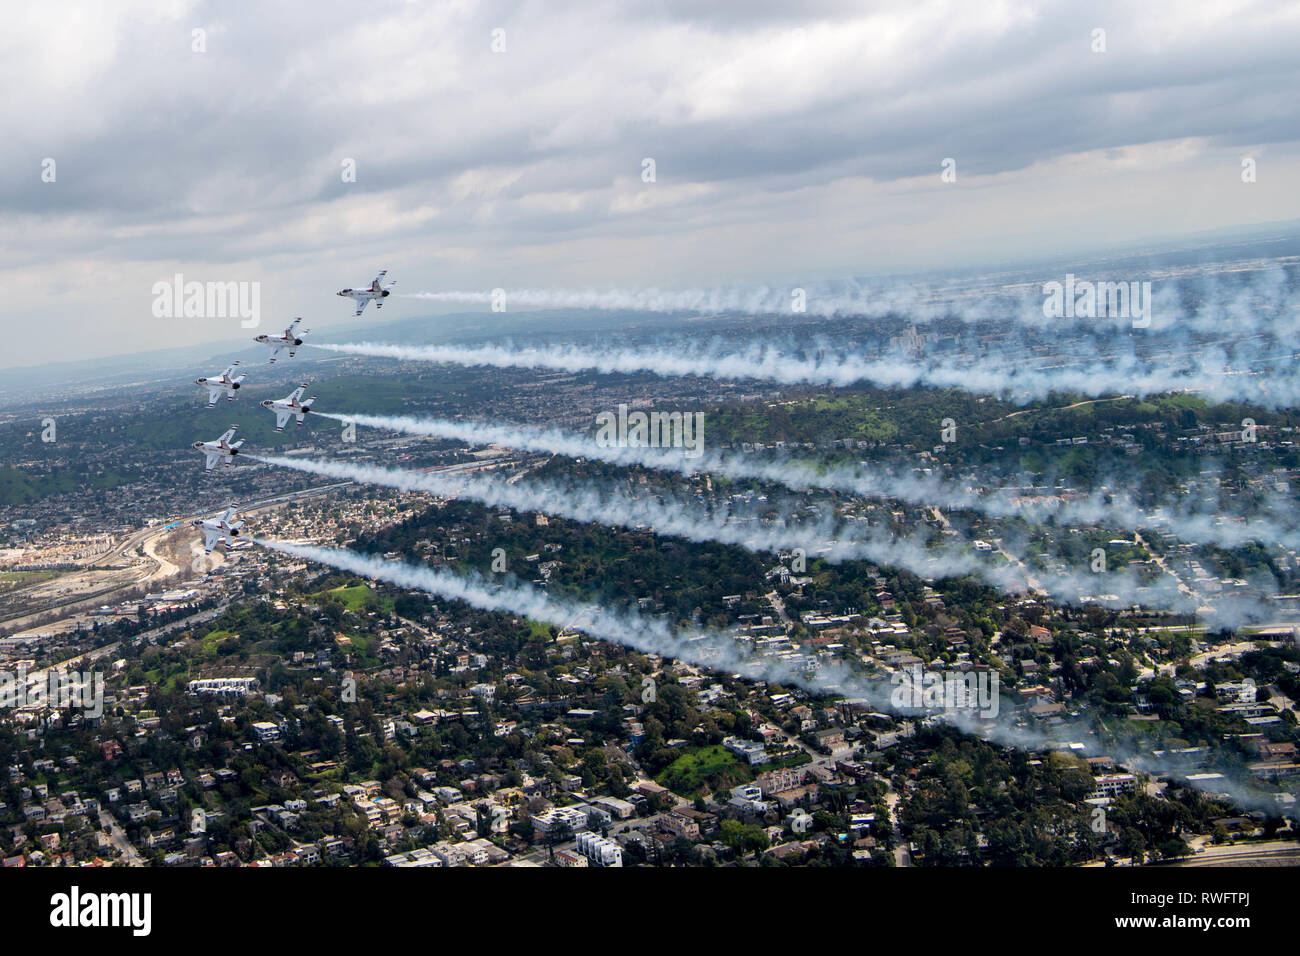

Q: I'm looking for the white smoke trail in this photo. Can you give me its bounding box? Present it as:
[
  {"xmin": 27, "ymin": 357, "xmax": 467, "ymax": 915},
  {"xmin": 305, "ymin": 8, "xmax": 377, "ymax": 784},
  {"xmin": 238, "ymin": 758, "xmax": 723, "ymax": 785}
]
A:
[
  {"xmin": 256, "ymin": 538, "xmax": 1291, "ymax": 812},
  {"xmin": 401, "ymin": 262, "xmax": 1300, "ymax": 335},
  {"xmin": 308, "ymin": 410, "xmax": 1300, "ymax": 553},
  {"xmin": 253, "ymin": 536, "xmax": 1056, "ymax": 744},
  {"xmin": 248, "ymin": 450, "xmax": 1274, "ymax": 623},
  {"xmin": 308, "ymin": 337, "xmax": 1300, "ymax": 408},
  {"xmin": 249, "ymin": 452, "xmax": 1019, "ymax": 592}
]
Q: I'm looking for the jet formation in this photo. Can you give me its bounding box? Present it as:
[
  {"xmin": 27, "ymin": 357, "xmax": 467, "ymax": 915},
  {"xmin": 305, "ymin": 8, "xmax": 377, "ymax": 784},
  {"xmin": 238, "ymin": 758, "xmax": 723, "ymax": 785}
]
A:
[{"xmin": 187, "ymin": 270, "xmax": 394, "ymax": 550}]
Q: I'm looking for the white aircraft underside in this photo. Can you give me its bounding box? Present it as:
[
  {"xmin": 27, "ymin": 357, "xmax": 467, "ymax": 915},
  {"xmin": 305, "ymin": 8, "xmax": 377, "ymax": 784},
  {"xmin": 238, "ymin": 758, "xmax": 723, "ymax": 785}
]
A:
[
  {"xmin": 255, "ymin": 318, "xmax": 308, "ymax": 364},
  {"xmin": 195, "ymin": 506, "xmax": 244, "ymax": 552},
  {"xmin": 194, "ymin": 426, "xmax": 243, "ymax": 471},
  {"xmin": 196, "ymin": 362, "xmax": 244, "ymax": 407},
  {"xmin": 262, "ymin": 384, "xmax": 315, "ymax": 432},
  {"xmin": 338, "ymin": 270, "xmax": 394, "ymax": 315}
]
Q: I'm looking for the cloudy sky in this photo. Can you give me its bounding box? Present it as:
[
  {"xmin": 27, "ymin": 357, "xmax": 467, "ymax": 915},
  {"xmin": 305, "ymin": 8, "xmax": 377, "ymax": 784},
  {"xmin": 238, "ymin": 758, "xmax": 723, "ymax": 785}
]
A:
[{"xmin": 2, "ymin": 0, "xmax": 1299, "ymax": 368}]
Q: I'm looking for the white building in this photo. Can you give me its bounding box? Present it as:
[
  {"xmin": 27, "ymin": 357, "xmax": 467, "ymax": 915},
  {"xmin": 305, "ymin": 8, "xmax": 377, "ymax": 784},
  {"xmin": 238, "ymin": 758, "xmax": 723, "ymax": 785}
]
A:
[
  {"xmin": 576, "ymin": 831, "xmax": 623, "ymax": 867},
  {"xmin": 251, "ymin": 721, "xmax": 281, "ymax": 742},
  {"xmin": 1091, "ymin": 773, "xmax": 1137, "ymax": 799},
  {"xmin": 590, "ymin": 796, "xmax": 636, "ymax": 820},
  {"xmin": 188, "ymin": 677, "xmax": 258, "ymax": 698},
  {"xmin": 722, "ymin": 736, "xmax": 769, "ymax": 766},
  {"xmin": 532, "ymin": 805, "xmax": 590, "ymax": 835}
]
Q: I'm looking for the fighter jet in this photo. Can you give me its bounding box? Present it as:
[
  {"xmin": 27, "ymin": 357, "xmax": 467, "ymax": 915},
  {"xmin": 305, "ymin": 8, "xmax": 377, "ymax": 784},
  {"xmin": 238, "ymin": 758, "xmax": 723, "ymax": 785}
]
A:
[
  {"xmin": 261, "ymin": 384, "xmax": 316, "ymax": 432},
  {"xmin": 193, "ymin": 505, "xmax": 244, "ymax": 553},
  {"xmin": 337, "ymin": 270, "xmax": 394, "ymax": 316},
  {"xmin": 192, "ymin": 425, "xmax": 244, "ymax": 471},
  {"xmin": 196, "ymin": 361, "xmax": 246, "ymax": 407},
  {"xmin": 254, "ymin": 317, "xmax": 309, "ymax": 364}
]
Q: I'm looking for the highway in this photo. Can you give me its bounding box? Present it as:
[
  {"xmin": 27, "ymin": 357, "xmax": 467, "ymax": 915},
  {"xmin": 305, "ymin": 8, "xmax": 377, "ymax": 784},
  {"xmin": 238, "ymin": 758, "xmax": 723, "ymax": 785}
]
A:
[
  {"xmin": 1, "ymin": 479, "xmax": 354, "ymax": 632},
  {"xmin": 1167, "ymin": 840, "xmax": 1300, "ymax": 867}
]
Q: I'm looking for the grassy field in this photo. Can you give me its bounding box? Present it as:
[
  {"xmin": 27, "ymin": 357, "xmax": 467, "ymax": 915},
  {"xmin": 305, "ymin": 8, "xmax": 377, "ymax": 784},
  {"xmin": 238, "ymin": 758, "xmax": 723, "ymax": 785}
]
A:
[
  {"xmin": 525, "ymin": 619, "xmax": 555, "ymax": 640},
  {"xmin": 657, "ymin": 744, "xmax": 753, "ymax": 796},
  {"xmin": 325, "ymin": 582, "xmax": 395, "ymax": 613},
  {"xmin": 0, "ymin": 570, "xmax": 59, "ymax": 590},
  {"xmin": 198, "ymin": 628, "xmax": 237, "ymax": 659}
]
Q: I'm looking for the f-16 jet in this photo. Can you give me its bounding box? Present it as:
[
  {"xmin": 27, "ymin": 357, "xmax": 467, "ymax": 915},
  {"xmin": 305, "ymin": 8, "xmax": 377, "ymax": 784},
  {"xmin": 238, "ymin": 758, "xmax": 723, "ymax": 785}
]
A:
[
  {"xmin": 193, "ymin": 505, "xmax": 244, "ymax": 553},
  {"xmin": 337, "ymin": 270, "xmax": 394, "ymax": 316},
  {"xmin": 193, "ymin": 425, "xmax": 244, "ymax": 471},
  {"xmin": 195, "ymin": 361, "xmax": 245, "ymax": 407},
  {"xmin": 254, "ymin": 317, "xmax": 309, "ymax": 363},
  {"xmin": 261, "ymin": 383, "xmax": 316, "ymax": 432}
]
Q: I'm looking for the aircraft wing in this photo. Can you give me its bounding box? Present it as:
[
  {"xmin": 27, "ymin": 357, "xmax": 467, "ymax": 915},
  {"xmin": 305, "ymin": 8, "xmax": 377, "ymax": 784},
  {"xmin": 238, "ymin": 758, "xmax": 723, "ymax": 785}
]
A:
[
  {"xmin": 203, "ymin": 450, "xmax": 221, "ymax": 471},
  {"xmin": 206, "ymin": 386, "xmax": 222, "ymax": 407},
  {"xmin": 355, "ymin": 298, "xmax": 370, "ymax": 316},
  {"xmin": 202, "ymin": 525, "xmax": 221, "ymax": 552},
  {"xmin": 267, "ymin": 344, "xmax": 283, "ymax": 364},
  {"xmin": 274, "ymin": 408, "xmax": 292, "ymax": 431}
]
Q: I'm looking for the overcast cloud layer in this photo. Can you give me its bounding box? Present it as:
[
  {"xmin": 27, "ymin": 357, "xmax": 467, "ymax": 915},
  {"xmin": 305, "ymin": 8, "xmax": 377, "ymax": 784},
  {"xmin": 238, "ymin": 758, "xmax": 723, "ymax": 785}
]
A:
[{"xmin": 2, "ymin": 0, "xmax": 1299, "ymax": 368}]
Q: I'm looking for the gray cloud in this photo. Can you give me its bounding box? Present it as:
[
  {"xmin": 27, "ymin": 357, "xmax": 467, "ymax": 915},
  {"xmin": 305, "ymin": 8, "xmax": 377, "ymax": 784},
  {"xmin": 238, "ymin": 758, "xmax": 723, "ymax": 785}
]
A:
[{"xmin": 3, "ymin": 0, "xmax": 1300, "ymax": 365}]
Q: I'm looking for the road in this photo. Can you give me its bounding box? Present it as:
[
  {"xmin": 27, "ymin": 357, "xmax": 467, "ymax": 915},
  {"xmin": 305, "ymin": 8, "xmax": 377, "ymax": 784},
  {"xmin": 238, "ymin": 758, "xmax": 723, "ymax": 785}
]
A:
[
  {"xmin": 20, "ymin": 602, "xmax": 230, "ymax": 687},
  {"xmin": 989, "ymin": 536, "xmax": 1045, "ymax": 595},
  {"xmin": 2, "ymin": 479, "xmax": 352, "ymax": 632},
  {"xmin": 766, "ymin": 590, "xmax": 795, "ymax": 629},
  {"xmin": 922, "ymin": 506, "xmax": 1040, "ymax": 597},
  {"xmin": 99, "ymin": 809, "xmax": 147, "ymax": 866},
  {"xmin": 1167, "ymin": 840, "xmax": 1300, "ymax": 867},
  {"xmin": 884, "ymin": 789, "xmax": 911, "ymax": 867},
  {"xmin": 988, "ymin": 395, "xmax": 1136, "ymax": 425},
  {"xmin": 1133, "ymin": 530, "xmax": 1207, "ymax": 612}
]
